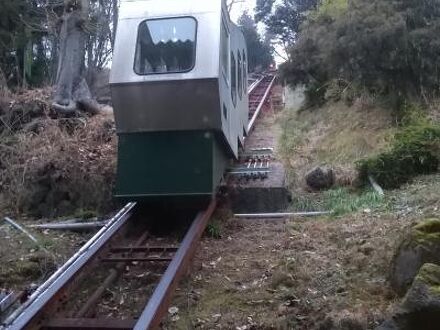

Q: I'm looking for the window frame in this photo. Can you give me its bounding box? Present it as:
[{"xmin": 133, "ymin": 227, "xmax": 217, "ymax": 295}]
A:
[
  {"xmin": 238, "ymin": 52, "xmax": 243, "ymax": 100},
  {"xmin": 231, "ymin": 51, "xmax": 237, "ymax": 107},
  {"xmin": 221, "ymin": 13, "xmax": 230, "ymax": 86},
  {"xmin": 133, "ymin": 16, "xmax": 198, "ymax": 76},
  {"xmin": 243, "ymin": 50, "xmax": 247, "ymax": 94}
]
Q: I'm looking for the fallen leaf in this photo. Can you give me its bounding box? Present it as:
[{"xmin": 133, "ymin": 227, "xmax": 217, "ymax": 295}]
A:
[{"xmin": 168, "ymin": 306, "xmax": 179, "ymax": 315}]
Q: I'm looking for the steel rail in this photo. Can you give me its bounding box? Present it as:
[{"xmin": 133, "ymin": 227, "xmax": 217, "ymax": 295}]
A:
[
  {"xmin": 133, "ymin": 199, "xmax": 217, "ymax": 330},
  {"xmin": 247, "ymin": 75, "xmax": 276, "ymax": 133},
  {"xmin": 0, "ymin": 292, "xmax": 24, "ymax": 315},
  {"xmin": 2, "ymin": 202, "xmax": 137, "ymax": 330},
  {"xmin": 247, "ymin": 75, "xmax": 265, "ymax": 94}
]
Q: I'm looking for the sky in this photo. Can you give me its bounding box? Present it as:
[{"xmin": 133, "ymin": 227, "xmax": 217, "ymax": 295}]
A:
[
  {"xmin": 230, "ymin": 0, "xmax": 257, "ymax": 22},
  {"xmin": 230, "ymin": 0, "xmax": 287, "ymax": 65}
]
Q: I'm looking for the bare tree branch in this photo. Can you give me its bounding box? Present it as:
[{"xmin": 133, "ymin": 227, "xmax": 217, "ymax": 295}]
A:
[{"xmin": 273, "ymin": 47, "xmax": 288, "ymax": 61}]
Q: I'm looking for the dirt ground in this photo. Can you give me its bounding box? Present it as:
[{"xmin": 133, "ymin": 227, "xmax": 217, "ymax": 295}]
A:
[
  {"xmin": 0, "ymin": 88, "xmax": 117, "ymax": 299},
  {"xmin": 0, "ymin": 220, "xmax": 93, "ymax": 291},
  {"xmin": 162, "ymin": 93, "xmax": 439, "ymax": 329},
  {"xmin": 2, "ymin": 173, "xmax": 438, "ymax": 329},
  {"xmin": 1, "ymin": 88, "xmax": 439, "ymax": 329},
  {"xmin": 163, "ymin": 169, "xmax": 439, "ymax": 329}
]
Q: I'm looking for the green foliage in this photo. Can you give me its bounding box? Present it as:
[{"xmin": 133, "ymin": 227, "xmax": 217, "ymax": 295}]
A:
[
  {"xmin": 415, "ymin": 263, "xmax": 440, "ymax": 295},
  {"xmin": 290, "ymin": 195, "xmax": 321, "ymax": 212},
  {"xmin": 0, "ymin": 0, "xmax": 118, "ymax": 89},
  {"xmin": 412, "ymin": 219, "xmax": 440, "ymax": 245},
  {"xmin": 278, "ymin": 107, "xmax": 312, "ymax": 161},
  {"xmin": 303, "ymin": 81, "xmax": 327, "ymax": 108},
  {"xmin": 255, "ymin": 0, "xmax": 318, "ymax": 44},
  {"xmin": 206, "ymin": 221, "xmax": 222, "ymax": 239},
  {"xmin": 282, "ymin": 0, "xmax": 440, "ymax": 105},
  {"xmin": 398, "ymin": 101, "xmax": 430, "ymax": 126},
  {"xmin": 323, "ymin": 188, "xmax": 384, "ymax": 216},
  {"xmin": 357, "ymin": 122, "xmax": 440, "ymax": 189},
  {"xmin": 0, "ymin": 0, "xmax": 54, "ymax": 88},
  {"xmin": 74, "ymin": 209, "xmax": 98, "ymax": 220},
  {"xmin": 313, "ymin": 0, "xmax": 348, "ymax": 19},
  {"xmin": 289, "ymin": 187, "xmax": 385, "ymax": 215},
  {"xmin": 238, "ymin": 12, "xmax": 274, "ymax": 71}
]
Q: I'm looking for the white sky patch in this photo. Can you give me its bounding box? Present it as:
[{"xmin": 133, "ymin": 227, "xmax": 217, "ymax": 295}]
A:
[
  {"xmin": 230, "ymin": 0, "xmax": 287, "ymax": 65},
  {"xmin": 230, "ymin": 0, "xmax": 257, "ymax": 22}
]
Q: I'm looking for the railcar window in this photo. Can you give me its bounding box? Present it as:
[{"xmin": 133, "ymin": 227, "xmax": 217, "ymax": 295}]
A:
[
  {"xmin": 243, "ymin": 51, "xmax": 247, "ymax": 92},
  {"xmin": 134, "ymin": 17, "xmax": 196, "ymax": 75},
  {"xmin": 231, "ymin": 51, "xmax": 237, "ymax": 107},
  {"xmin": 221, "ymin": 18, "xmax": 230, "ymax": 84},
  {"xmin": 238, "ymin": 53, "xmax": 243, "ymax": 99}
]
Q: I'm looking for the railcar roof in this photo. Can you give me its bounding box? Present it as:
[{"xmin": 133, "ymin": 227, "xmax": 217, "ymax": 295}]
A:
[{"xmin": 119, "ymin": 0, "xmax": 224, "ymax": 20}]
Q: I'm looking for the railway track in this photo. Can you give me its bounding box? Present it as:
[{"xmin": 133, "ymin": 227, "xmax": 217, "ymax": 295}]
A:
[
  {"xmin": 1, "ymin": 73, "xmax": 276, "ymax": 330},
  {"xmin": 248, "ymin": 74, "xmax": 276, "ymax": 132}
]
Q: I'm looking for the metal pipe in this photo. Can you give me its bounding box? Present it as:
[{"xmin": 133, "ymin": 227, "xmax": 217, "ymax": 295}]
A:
[
  {"xmin": 228, "ymin": 170, "xmax": 271, "ymax": 175},
  {"xmin": 368, "ymin": 175, "xmax": 385, "ymax": 196},
  {"xmin": 3, "ymin": 218, "xmax": 51, "ymax": 256},
  {"xmin": 2, "ymin": 202, "xmax": 136, "ymax": 330},
  {"xmin": 234, "ymin": 211, "xmax": 332, "ymax": 219},
  {"xmin": 250, "ymin": 147, "xmax": 274, "ymax": 152},
  {"xmin": 28, "ymin": 222, "xmax": 107, "ymax": 231}
]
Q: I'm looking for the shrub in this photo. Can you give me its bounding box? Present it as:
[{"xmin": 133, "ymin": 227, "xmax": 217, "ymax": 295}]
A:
[
  {"xmin": 282, "ymin": 0, "xmax": 440, "ymax": 105},
  {"xmin": 357, "ymin": 123, "xmax": 440, "ymax": 189},
  {"xmin": 397, "ymin": 101, "xmax": 430, "ymax": 126},
  {"xmin": 304, "ymin": 81, "xmax": 327, "ymax": 108},
  {"xmin": 0, "ymin": 89, "xmax": 117, "ymax": 218},
  {"xmin": 206, "ymin": 222, "xmax": 222, "ymax": 239},
  {"xmin": 315, "ymin": 0, "xmax": 348, "ymax": 18}
]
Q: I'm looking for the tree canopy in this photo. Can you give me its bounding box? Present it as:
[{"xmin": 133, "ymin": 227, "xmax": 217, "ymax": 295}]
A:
[
  {"xmin": 0, "ymin": 0, "xmax": 51, "ymax": 87},
  {"xmin": 0, "ymin": 0, "xmax": 117, "ymax": 92},
  {"xmin": 255, "ymin": 0, "xmax": 318, "ymax": 48},
  {"xmin": 238, "ymin": 11, "xmax": 274, "ymax": 72},
  {"xmin": 281, "ymin": 0, "xmax": 440, "ymax": 105}
]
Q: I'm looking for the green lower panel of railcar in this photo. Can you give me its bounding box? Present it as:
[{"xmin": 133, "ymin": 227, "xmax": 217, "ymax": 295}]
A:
[{"xmin": 115, "ymin": 130, "xmax": 229, "ymax": 203}]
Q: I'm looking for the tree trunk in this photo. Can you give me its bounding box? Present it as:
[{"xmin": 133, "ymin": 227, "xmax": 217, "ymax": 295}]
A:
[
  {"xmin": 111, "ymin": 0, "xmax": 118, "ymax": 49},
  {"xmin": 0, "ymin": 67, "xmax": 9, "ymax": 115},
  {"xmin": 0, "ymin": 67, "xmax": 7, "ymax": 92},
  {"xmin": 53, "ymin": 0, "xmax": 100, "ymax": 115}
]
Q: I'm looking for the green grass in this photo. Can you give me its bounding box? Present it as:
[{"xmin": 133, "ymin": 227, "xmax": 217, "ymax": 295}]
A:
[
  {"xmin": 278, "ymin": 108, "xmax": 312, "ymax": 162},
  {"xmin": 290, "ymin": 195, "xmax": 322, "ymax": 212},
  {"xmin": 290, "ymin": 188, "xmax": 386, "ymax": 216},
  {"xmin": 323, "ymin": 188, "xmax": 386, "ymax": 216}
]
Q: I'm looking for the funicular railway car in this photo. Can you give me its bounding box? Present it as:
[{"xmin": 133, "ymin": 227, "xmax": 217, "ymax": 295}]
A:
[{"xmin": 110, "ymin": 0, "xmax": 249, "ymax": 203}]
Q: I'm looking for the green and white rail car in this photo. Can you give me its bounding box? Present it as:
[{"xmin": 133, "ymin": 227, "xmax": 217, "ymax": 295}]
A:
[{"xmin": 110, "ymin": 0, "xmax": 249, "ymax": 203}]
